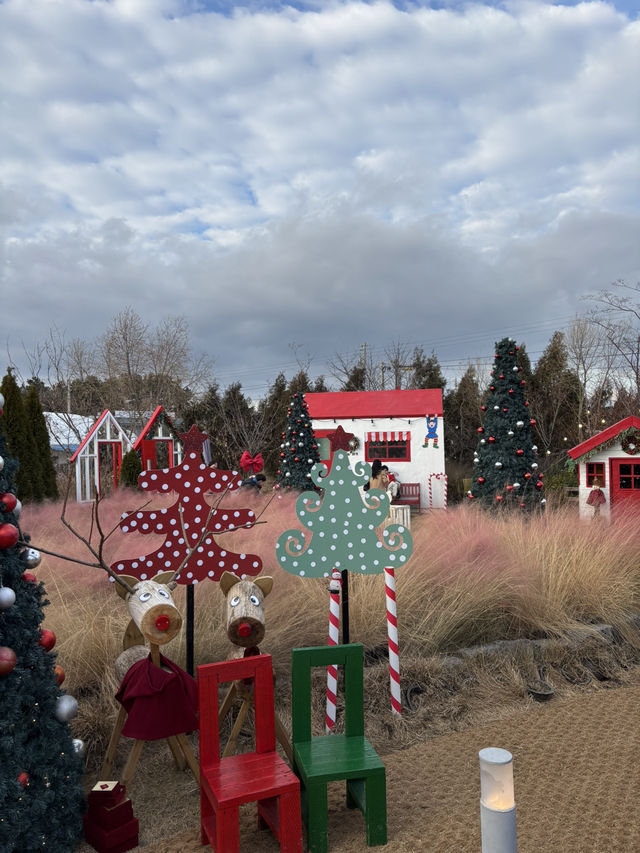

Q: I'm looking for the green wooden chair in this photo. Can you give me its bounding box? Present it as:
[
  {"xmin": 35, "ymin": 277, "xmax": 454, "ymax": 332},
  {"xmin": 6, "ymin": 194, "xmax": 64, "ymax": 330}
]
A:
[{"xmin": 291, "ymin": 643, "xmax": 387, "ymax": 853}]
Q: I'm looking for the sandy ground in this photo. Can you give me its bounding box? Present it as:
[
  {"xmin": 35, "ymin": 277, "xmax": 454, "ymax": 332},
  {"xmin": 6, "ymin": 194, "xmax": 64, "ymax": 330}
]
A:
[{"xmin": 76, "ymin": 680, "xmax": 640, "ymax": 853}]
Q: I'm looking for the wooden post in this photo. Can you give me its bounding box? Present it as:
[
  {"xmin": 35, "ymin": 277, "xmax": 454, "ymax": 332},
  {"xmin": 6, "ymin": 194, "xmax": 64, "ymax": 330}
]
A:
[
  {"xmin": 341, "ymin": 569, "xmax": 350, "ymax": 645},
  {"xmin": 186, "ymin": 584, "xmax": 194, "ymax": 677}
]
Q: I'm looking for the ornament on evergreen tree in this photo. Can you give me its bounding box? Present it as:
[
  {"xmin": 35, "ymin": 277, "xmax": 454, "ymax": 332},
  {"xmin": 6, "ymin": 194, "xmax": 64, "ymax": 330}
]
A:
[
  {"xmin": 18, "ymin": 772, "xmax": 29, "ymax": 788},
  {"xmin": 0, "ymin": 645, "xmax": 17, "ymax": 675},
  {"xmin": 71, "ymin": 738, "xmax": 86, "ymax": 759},
  {"xmin": 21, "ymin": 547, "xmax": 41, "ymax": 568},
  {"xmin": 38, "ymin": 629, "xmax": 56, "ymax": 651},
  {"xmin": 54, "ymin": 664, "xmax": 65, "ymax": 685},
  {"xmin": 55, "ymin": 694, "xmax": 79, "ymax": 722},
  {"xmin": 0, "ymin": 492, "xmax": 17, "ymax": 513},
  {"xmin": 0, "ymin": 523, "xmax": 19, "ymax": 549},
  {"xmin": 22, "ymin": 571, "xmax": 37, "ymax": 582},
  {"xmin": 0, "ymin": 456, "xmax": 3, "ymax": 471},
  {"xmin": 0, "ymin": 586, "xmax": 16, "ymax": 609}
]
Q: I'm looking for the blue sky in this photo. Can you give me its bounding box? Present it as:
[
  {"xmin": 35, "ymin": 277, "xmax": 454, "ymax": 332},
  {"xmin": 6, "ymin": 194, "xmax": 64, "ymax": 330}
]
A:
[{"xmin": 1, "ymin": 0, "xmax": 638, "ymax": 396}]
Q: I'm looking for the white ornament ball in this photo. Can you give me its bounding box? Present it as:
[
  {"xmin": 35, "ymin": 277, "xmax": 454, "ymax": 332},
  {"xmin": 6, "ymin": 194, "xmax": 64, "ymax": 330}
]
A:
[
  {"xmin": 285, "ymin": 472, "xmax": 291, "ymax": 477},
  {"xmin": 480, "ymin": 439, "xmax": 486, "ymax": 445},
  {"xmin": 0, "ymin": 456, "xmax": 3, "ymax": 472},
  {"xmin": 72, "ymin": 738, "xmax": 86, "ymax": 759},
  {"xmin": 513, "ymin": 482, "xmax": 520, "ymax": 489},
  {"xmin": 541, "ymin": 498, "xmax": 547, "ymax": 505},
  {"xmin": 508, "ymin": 430, "xmax": 514, "ymax": 437},
  {"xmin": 494, "ymin": 405, "xmax": 499, "ymax": 410},
  {"xmin": 516, "ymin": 421, "xmax": 524, "ymax": 428},
  {"xmin": 55, "ymin": 694, "xmax": 78, "ymax": 722},
  {"xmin": 532, "ymin": 445, "xmax": 538, "ymax": 451},
  {"xmin": 0, "ymin": 587, "xmax": 16, "ymax": 609},
  {"xmin": 13, "ymin": 499, "xmax": 21, "ymax": 519},
  {"xmin": 531, "ymin": 462, "xmax": 538, "ymax": 469},
  {"xmin": 495, "ymin": 461, "xmax": 503, "ymax": 468},
  {"xmin": 21, "ymin": 548, "xmax": 41, "ymax": 569}
]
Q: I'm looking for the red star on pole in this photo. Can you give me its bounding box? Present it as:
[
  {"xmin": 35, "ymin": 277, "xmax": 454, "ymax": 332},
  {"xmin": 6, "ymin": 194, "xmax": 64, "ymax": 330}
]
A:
[
  {"xmin": 179, "ymin": 424, "xmax": 208, "ymax": 454},
  {"xmin": 327, "ymin": 424, "xmax": 355, "ymax": 451}
]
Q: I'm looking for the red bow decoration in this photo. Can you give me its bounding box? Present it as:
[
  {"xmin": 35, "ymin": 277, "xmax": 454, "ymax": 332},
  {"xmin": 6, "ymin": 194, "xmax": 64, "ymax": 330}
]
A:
[{"xmin": 240, "ymin": 451, "xmax": 264, "ymax": 474}]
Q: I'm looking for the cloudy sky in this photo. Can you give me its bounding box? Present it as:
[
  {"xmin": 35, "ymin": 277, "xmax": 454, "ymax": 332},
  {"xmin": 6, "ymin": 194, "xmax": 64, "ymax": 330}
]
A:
[{"xmin": 2, "ymin": 0, "xmax": 638, "ymax": 398}]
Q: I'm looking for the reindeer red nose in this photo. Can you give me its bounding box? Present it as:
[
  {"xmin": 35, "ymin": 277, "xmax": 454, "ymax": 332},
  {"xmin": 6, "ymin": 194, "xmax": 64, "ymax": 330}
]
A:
[
  {"xmin": 155, "ymin": 614, "xmax": 171, "ymax": 632},
  {"xmin": 237, "ymin": 622, "xmax": 252, "ymax": 638}
]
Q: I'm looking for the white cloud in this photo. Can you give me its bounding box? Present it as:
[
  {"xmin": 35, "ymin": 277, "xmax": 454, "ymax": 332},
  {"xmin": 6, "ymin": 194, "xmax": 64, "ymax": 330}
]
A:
[{"xmin": 1, "ymin": 0, "xmax": 638, "ymax": 391}]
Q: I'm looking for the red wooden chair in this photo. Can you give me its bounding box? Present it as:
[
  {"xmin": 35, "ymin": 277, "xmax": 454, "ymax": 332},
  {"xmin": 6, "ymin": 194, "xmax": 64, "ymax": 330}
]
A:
[{"xmin": 198, "ymin": 654, "xmax": 302, "ymax": 853}]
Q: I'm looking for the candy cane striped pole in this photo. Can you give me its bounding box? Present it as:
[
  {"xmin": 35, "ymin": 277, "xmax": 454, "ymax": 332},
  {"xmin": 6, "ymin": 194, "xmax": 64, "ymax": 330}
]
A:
[
  {"xmin": 385, "ymin": 567, "xmax": 402, "ymax": 715},
  {"xmin": 325, "ymin": 569, "xmax": 342, "ymax": 733},
  {"xmin": 429, "ymin": 472, "xmax": 448, "ymax": 509}
]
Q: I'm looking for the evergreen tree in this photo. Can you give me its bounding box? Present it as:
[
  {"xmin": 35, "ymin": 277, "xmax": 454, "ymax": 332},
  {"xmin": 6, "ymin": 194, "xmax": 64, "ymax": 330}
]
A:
[
  {"xmin": 276, "ymin": 392, "xmax": 322, "ymax": 491},
  {"xmin": 0, "ymin": 371, "xmax": 43, "ymax": 503},
  {"xmin": 444, "ymin": 365, "xmax": 482, "ymax": 467},
  {"xmin": 0, "ymin": 396, "xmax": 85, "ymax": 852},
  {"xmin": 24, "ymin": 384, "xmax": 58, "ymax": 500},
  {"xmin": 119, "ymin": 448, "xmax": 142, "ymax": 488},
  {"xmin": 470, "ymin": 337, "xmax": 544, "ymax": 511},
  {"xmin": 410, "ymin": 347, "xmax": 447, "ymax": 390}
]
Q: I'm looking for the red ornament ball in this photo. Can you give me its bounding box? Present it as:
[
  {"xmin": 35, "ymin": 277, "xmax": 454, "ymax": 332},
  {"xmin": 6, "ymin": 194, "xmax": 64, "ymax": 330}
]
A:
[
  {"xmin": 508, "ymin": 389, "xmax": 514, "ymax": 395},
  {"xmin": 18, "ymin": 772, "xmax": 29, "ymax": 788},
  {"xmin": 481, "ymin": 405, "xmax": 487, "ymax": 412},
  {"xmin": 0, "ymin": 492, "xmax": 18, "ymax": 513},
  {"xmin": 0, "ymin": 646, "xmax": 17, "ymax": 676},
  {"xmin": 54, "ymin": 664, "xmax": 65, "ymax": 686},
  {"xmin": 477, "ymin": 477, "xmax": 485, "ymax": 484},
  {"xmin": 22, "ymin": 572, "xmax": 37, "ymax": 583},
  {"xmin": 496, "ymin": 495, "xmax": 503, "ymax": 502},
  {"xmin": 477, "ymin": 427, "xmax": 485, "ymax": 433},
  {"xmin": 0, "ymin": 523, "xmax": 19, "ymax": 549},
  {"xmin": 536, "ymin": 481, "xmax": 544, "ymax": 489},
  {"xmin": 516, "ymin": 449, "xmax": 524, "ymax": 456},
  {"xmin": 488, "ymin": 436, "xmax": 495, "ymax": 444},
  {"xmin": 524, "ymin": 473, "xmax": 532, "ymax": 480},
  {"xmin": 499, "ymin": 374, "xmax": 504, "ymax": 379},
  {"xmin": 530, "ymin": 419, "xmax": 536, "ymax": 425},
  {"xmin": 506, "ymin": 485, "xmax": 514, "ymax": 492},
  {"xmin": 39, "ymin": 629, "xmax": 56, "ymax": 652}
]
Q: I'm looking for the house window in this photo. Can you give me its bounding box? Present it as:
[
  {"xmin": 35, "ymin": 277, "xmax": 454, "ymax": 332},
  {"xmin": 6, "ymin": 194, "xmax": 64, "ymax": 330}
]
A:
[
  {"xmin": 365, "ymin": 432, "xmax": 411, "ymax": 462},
  {"xmin": 586, "ymin": 462, "xmax": 605, "ymax": 486},
  {"xmin": 618, "ymin": 462, "xmax": 640, "ymax": 490}
]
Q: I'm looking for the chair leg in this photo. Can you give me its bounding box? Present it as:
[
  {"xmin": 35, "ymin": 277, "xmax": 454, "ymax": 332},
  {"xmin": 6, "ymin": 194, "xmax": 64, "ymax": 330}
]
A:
[
  {"xmin": 121, "ymin": 739, "xmax": 145, "ymax": 787},
  {"xmin": 364, "ymin": 773, "xmax": 387, "ymax": 847},
  {"xmin": 201, "ymin": 787, "xmax": 215, "ymax": 846},
  {"xmin": 216, "ymin": 805, "xmax": 240, "ymax": 853},
  {"xmin": 101, "ymin": 705, "xmax": 127, "ymax": 777},
  {"xmin": 305, "ymin": 781, "xmax": 328, "ymax": 853},
  {"xmin": 279, "ymin": 789, "xmax": 303, "ymax": 853}
]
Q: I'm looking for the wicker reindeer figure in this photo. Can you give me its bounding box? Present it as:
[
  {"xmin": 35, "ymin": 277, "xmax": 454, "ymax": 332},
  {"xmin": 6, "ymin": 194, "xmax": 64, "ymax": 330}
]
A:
[
  {"xmin": 217, "ymin": 571, "xmax": 293, "ymax": 761},
  {"xmin": 101, "ymin": 572, "xmax": 199, "ymax": 785}
]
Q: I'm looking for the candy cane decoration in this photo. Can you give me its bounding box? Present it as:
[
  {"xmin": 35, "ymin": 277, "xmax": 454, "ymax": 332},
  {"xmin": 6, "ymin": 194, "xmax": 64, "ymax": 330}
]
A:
[
  {"xmin": 325, "ymin": 569, "xmax": 342, "ymax": 733},
  {"xmin": 428, "ymin": 472, "xmax": 448, "ymax": 509},
  {"xmin": 385, "ymin": 567, "xmax": 402, "ymax": 715}
]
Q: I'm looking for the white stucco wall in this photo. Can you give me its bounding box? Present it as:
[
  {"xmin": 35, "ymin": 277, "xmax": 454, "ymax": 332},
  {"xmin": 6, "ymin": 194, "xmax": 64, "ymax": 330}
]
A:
[{"xmin": 311, "ymin": 415, "xmax": 447, "ymax": 509}]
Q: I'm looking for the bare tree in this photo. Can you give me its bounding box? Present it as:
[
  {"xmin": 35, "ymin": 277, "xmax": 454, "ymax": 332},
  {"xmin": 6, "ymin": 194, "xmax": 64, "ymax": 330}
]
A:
[
  {"xmin": 586, "ymin": 280, "xmax": 640, "ymax": 405},
  {"xmin": 565, "ymin": 316, "xmax": 617, "ymax": 435},
  {"xmin": 327, "ymin": 344, "xmax": 381, "ymax": 391}
]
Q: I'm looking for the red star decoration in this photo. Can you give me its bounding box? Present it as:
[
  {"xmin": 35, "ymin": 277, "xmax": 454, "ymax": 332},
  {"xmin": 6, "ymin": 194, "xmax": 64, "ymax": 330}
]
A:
[
  {"xmin": 327, "ymin": 425, "xmax": 355, "ymax": 451},
  {"xmin": 179, "ymin": 424, "xmax": 208, "ymax": 454}
]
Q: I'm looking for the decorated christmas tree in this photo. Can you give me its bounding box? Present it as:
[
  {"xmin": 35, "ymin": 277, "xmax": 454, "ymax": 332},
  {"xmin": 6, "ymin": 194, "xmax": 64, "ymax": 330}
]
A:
[
  {"xmin": 470, "ymin": 337, "xmax": 544, "ymax": 510},
  {"xmin": 276, "ymin": 392, "xmax": 322, "ymax": 491},
  {"xmin": 0, "ymin": 393, "xmax": 85, "ymax": 853},
  {"xmin": 276, "ymin": 449, "xmax": 413, "ymax": 577}
]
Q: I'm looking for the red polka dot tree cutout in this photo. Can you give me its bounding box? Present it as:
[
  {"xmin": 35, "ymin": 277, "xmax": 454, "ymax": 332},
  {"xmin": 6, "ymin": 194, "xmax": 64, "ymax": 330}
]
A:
[{"xmin": 110, "ymin": 426, "xmax": 262, "ymax": 585}]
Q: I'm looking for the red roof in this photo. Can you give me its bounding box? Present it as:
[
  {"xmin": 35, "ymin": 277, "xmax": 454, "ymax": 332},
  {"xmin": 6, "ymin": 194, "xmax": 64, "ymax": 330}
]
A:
[
  {"xmin": 305, "ymin": 389, "xmax": 443, "ymax": 419},
  {"xmin": 568, "ymin": 415, "xmax": 640, "ymax": 460},
  {"xmin": 69, "ymin": 409, "xmax": 123, "ymax": 463},
  {"xmin": 132, "ymin": 405, "xmax": 179, "ymax": 450}
]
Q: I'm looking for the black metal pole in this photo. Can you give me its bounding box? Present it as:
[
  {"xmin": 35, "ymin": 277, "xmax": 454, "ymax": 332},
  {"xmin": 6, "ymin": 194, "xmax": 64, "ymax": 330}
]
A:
[
  {"xmin": 186, "ymin": 584, "xmax": 195, "ymax": 677},
  {"xmin": 341, "ymin": 569, "xmax": 350, "ymax": 645}
]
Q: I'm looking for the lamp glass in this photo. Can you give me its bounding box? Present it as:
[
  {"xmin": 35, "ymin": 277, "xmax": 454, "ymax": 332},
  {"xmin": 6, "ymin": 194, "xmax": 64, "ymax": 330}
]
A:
[{"xmin": 479, "ymin": 747, "xmax": 514, "ymax": 811}]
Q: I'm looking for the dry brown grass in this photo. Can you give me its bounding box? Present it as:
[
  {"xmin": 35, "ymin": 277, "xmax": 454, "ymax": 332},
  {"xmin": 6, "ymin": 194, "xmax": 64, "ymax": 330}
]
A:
[{"xmin": 24, "ymin": 493, "xmax": 640, "ymax": 765}]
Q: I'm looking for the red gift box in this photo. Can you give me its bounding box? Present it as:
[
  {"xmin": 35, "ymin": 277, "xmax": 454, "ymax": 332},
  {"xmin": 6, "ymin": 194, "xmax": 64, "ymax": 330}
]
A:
[
  {"xmin": 87, "ymin": 781, "xmax": 126, "ymax": 808},
  {"xmin": 87, "ymin": 797, "xmax": 134, "ymax": 830},
  {"xmin": 83, "ymin": 814, "xmax": 139, "ymax": 853}
]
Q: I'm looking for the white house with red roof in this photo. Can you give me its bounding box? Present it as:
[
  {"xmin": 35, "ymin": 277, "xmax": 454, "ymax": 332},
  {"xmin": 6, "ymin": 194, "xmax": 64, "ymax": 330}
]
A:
[
  {"xmin": 305, "ymin": 389, "xmax": 446, "ymax": 510},
  {"xmin": 568, "ymin": 415, "xmax": 640, "ymax": 520}
]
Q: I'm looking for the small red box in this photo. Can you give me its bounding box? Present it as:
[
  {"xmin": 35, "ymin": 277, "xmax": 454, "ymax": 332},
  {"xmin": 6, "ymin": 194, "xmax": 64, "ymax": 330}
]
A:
[
  {"xmin": 87, "ymin": 797, "xmax": 134, "ymax": 830},
  {"xmin": 87, "ymin": 781, "xmax": 126, "ymax": 808},
  {"xmin": 83, "ymin": 814, "xmax": 139, "ymax": 853}
]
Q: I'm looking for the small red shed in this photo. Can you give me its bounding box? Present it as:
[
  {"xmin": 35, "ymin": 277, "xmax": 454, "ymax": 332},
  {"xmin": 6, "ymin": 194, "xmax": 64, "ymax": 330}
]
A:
[
  {"xmin": 568, "ymin": 415, "xmax": 640, "ymax": 519},
  {"xmin": 133, "ymin": 406, "xmax": 184, "ymax": 472},
  {"xmin": 70, "ymin": 410, "xmax": 132, "ymax": 502}
]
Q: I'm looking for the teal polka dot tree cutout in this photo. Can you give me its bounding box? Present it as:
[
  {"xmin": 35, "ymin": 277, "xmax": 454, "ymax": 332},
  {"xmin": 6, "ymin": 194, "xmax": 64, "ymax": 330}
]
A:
[{"xmin": 276, "ymin": 449, "xmax": 413, "ymax": 578}]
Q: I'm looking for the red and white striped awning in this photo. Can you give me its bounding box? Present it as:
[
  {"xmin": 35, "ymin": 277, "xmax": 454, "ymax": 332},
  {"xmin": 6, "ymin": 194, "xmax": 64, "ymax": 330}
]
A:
[{"xmin": 366, "ymin": 431, "xmax": 409, "ymax": 442}]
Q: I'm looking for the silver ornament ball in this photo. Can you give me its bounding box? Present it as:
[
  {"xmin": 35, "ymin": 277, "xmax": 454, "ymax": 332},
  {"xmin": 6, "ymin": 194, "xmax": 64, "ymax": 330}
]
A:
[
  {"xmin": 55, "ymin": 694, "xmax": 79, "ymax": 722},
  {"xmin": 0, "ymin": 586, "xmax": 16, "ymax": 609},
  {"xmin": 21, "ymin": 548, "xmax": 41, "ymax": 569},
  {"xmin": 72, "ymin": 738, "xmax": 86, "ymax": 759}
]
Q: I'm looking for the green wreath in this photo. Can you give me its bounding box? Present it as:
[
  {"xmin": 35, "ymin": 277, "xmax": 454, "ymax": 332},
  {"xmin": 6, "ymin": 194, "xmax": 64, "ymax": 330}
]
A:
[
  {"xmin": 621, "ymin": 428, "xmax": 640, "ymax": 455},
  {"xmin": 348, "ymin": 436, "xmax": 360, "ymax": 453}
]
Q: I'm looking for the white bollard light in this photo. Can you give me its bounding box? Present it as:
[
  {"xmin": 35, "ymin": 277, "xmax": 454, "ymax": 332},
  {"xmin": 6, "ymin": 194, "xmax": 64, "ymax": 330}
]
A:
[{"xmin": 479, "ymin": 747, "xmax": 517, "ymax": 853}]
